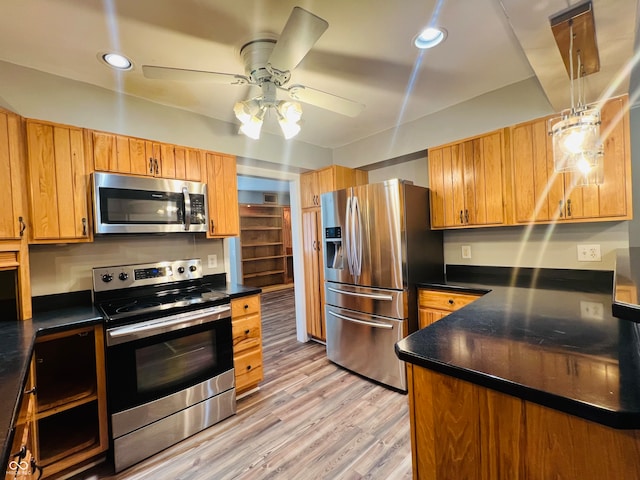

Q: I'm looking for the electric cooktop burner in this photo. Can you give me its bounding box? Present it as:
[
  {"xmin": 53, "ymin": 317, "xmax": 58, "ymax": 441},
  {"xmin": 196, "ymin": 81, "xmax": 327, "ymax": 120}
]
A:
[{"xmin": 92, "ymin": 259, "xmax": 230, "ymax": 324}]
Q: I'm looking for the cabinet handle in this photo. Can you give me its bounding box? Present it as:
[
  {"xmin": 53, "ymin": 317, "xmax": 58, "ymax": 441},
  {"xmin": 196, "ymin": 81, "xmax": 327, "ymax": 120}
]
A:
[
  {"xmin": 18, "ymin": 216, "xmax": 26, "ymax": 237},
  {"xmin": 464, "ymin": 209, "xmax": 469, "ymax": 224},
  {"xmin": 210, "ymin": 219, "xmax": 215, "ymax": 234},
  {"xmin": 558, "ymin": 200, "xmax": 564, "ymax": 218},
  {"xmin": 82, "ymin": 217, "xmax": 87, "ymax": 236},
  {"xmin": 567, "ymin": 198, "xmax": 572, "ymax": 217},
  {"xmin": 459, "ymin": 210, "xmax": 464, "ymax": 224},
  {"xmin": 31, "ymin": 458, "xmax": 43, "ymax": 478},
  {"xmin": 24, "ymin": 386, "xmax": 37, "ymax": 395},
  {"xmin": 149, "ymin": 158, "xmax": 154, "ymax": 174},
  {"xmin": 313, "ymin": 240, "xmax": 317, "ymax": 250},
  {"xmin": 154, "ymin": 158, "xmax": 159, "ymax": 175}
]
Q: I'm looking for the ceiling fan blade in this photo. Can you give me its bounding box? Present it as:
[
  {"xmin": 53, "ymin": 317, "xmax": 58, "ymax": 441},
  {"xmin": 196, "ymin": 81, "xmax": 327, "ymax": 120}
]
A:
[
  {"xmin": 287, "ymin": 85, "xmax": 365, "ymax": 117},
  {"xmin": 142, "ymin": 65, "xmax": 249, "ymax": 85},
  {"xmin": 268, "ymin": 7, "xmax": 329, "ymax": 72}
]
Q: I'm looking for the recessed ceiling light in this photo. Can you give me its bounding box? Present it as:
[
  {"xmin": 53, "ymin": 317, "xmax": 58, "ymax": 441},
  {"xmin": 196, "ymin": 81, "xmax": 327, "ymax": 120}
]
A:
[
  {"xmin": 101, "ymin": 53, "xmax": 133, "ymax": 70},
  {"xmin": 414, "ymin": 27, "xmax": 447, "ymax": 49}
]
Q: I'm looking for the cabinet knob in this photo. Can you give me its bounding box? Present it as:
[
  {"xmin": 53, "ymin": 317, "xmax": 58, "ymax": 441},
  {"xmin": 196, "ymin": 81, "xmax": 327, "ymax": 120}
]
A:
[
  {"xmin": 246, "ymin": 365, "xmax": 252, "ymax": 370},
  {"xmin": 244, "ymin": 329, "xmax": 250, "ymax": 335},
  {"xmin": 448, "ymin": 299, "xmax": 454, "ymax": 305},
  {"xmin": 244, "ymin": 304, "xmax": 249, "ymax": 309}
]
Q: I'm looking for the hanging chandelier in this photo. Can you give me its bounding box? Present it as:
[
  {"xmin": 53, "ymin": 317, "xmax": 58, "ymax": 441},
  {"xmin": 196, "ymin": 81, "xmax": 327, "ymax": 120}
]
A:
[{"xmin": 547, "ymin": 1, "xmax": 603, "ymax": 178}]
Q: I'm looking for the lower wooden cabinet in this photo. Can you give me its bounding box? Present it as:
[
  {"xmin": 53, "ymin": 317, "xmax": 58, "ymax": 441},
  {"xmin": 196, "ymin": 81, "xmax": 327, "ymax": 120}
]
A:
[
  {"xmin": 231, "ymin": 295, "xmax": 264, "ymax": 395},
  {"xmin": 417, "ymin": 288, "xmax": 482, "ymax": 329},
  {"xmin": 34, "ymin": 325, "xmax": 107, "ymax": 478},
  {"xmin": 407, "ymin": 365, "xmax": 640, "ymax": 479},
  {"xmin": 302, "ymin": 208, "xmax": 325, "ymax": 340},
  {"xmin": 5, "ymin": 359, "xmax": 37, "ymax": 480}
]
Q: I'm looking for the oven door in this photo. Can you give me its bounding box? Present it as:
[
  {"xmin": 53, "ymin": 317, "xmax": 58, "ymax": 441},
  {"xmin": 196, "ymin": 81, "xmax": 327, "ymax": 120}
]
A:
[{"xmin": 105, "ymin": 305, "xmax": 233, "ymax": 414}]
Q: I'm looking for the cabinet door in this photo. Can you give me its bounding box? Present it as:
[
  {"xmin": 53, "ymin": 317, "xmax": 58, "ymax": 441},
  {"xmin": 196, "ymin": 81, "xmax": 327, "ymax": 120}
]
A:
[
  {"xmin": 428, "ymin": 147, "xmax": 446, "ymax": 228},
  {"xmin": 26, "ymin": 121, "xmax": 90, "ymax": 242},
  {"xmin": 429, "ymin": 144, "xmax": 465, "ymax": 227},
  {"xmin": 303, "ymin": 209, "xmax": 323, "ymax": 339},
  {"xmin": 418, "ymin": 308, "xmax": 448, "ymax": 329},
  {"xmin": 167, "ymin": 144, "xmax": 202, "ymax": 180},
  {"xmin": 0, "ymin": 111, "xmax": 26, "ymax": 239},
  {"xmin": 476, "ymin": 131, "xmax": 505, "ymax": 225},
  {"xmin": 205, "ymin": 153, "xmax": 239, "ymax": 237},
  {"xmin": 300, "ymin": 171, "xmax": 319, "ymax": 208}
]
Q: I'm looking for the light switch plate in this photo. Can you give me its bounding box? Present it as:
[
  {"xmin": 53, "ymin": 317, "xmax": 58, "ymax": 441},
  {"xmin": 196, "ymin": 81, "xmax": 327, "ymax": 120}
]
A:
[
  {"xmin": 208, "ymin": 254, "xmax": 218, "ymax": 268},
  {"xmin": 461, "ymin": 245, "xmax": 472, "ymax": 259}
]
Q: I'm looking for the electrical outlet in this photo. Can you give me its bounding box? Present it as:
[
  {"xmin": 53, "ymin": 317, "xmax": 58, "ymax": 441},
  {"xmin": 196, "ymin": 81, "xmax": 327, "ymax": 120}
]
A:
[
  {"xmin": 577, "ymin": 244, "xmax": 601, "ymax": 262},
  {"xmin": 208, "ymin": 254, "xmax": 218, "ymax": 268},
  {"xmin": 580, "ymin": 300, "xmax": 604, "ymax": 320},
  {"xmin": 461, "ymin": 245, "xmax": 472, "ymax": 259}
]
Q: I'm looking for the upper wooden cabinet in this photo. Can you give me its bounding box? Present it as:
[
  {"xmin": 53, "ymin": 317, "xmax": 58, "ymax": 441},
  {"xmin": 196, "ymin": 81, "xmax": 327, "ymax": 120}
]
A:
[
  {"xmin": 509, "ymin": 94, "xmax": 631, "ymax": 224},
  {"xmin": 204, "ymin": 152, "xmax": 239, "ymax": 238},
  {"xmin": 429, "ymin": 129, "xmax": 506, "ymax": 229},
  {"xmin": 92, "ymin": 131, "xmax": 162, "ymax": 177},
  {"xmin": 26, "ymin": 120, "xmax": 91, "ymax": 243},
  {"xmin": 92, "ymin": 131, "xmax": 205, "ymax": 181},
  {"xmin": 300, "ymin": 165, "xmax": 368, "ymax": 209},
  {"xmin": 0, "ymin": 110, "xmax": 27, "ymax": 240}
]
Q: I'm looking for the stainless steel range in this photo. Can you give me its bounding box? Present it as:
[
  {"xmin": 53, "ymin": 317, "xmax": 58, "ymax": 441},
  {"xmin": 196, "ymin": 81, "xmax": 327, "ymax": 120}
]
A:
[{"xmin": 93, "ymin": 259, "xmax": 235, "ymax": 473}]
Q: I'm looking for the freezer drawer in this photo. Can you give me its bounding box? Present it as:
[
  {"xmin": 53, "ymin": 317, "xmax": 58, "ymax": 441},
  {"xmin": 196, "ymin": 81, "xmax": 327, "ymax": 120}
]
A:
[
  {"xmin": 325, "ymin": 305, "xmax": 408, "ymax": 391},
  {"xmin": 325, "ymin": 281, "xmax": 406, "ymax": 319}
]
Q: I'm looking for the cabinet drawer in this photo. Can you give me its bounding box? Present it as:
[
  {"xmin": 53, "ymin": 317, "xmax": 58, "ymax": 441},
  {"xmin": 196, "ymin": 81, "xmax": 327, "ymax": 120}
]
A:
[
  {"xmin": 234, "ymin": 348, "xmax": 263, "ymax": 392},
  {"xmin": 232, "ymin": 314, "xmax": 262, "ymax": 354},
  {"xmin": 231, "ymin": 295, "xmax": 261, "ymax": 318},
  {"xmin": 418, "ymin": 289, "xmax": 481, "ymax": 312}
]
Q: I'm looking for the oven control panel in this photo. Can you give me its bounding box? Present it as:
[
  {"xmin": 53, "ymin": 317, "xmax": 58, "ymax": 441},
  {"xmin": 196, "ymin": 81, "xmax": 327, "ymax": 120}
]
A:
[{"xmin": 93, "ymin": 259, "xmax": 202, "ymax": 292}]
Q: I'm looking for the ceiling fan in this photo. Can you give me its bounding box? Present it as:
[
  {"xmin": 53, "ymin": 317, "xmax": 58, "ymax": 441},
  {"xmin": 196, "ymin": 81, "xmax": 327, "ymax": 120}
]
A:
[{"xmin": 142, "ymin": 6, "xmax": 365, "ymax": 139}]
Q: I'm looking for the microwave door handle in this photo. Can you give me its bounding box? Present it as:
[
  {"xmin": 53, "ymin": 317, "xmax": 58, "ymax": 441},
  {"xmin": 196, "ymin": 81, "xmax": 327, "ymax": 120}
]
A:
[{"xmin": 183, "ymin": 187, "xmax": 191, "ymax": 231}]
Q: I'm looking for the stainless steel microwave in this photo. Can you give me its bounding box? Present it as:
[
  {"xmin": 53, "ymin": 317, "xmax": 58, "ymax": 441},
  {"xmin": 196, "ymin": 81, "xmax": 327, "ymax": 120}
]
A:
[{"xmin": 92, "ymin": 172, "xmax": 208, "ymax": 234}]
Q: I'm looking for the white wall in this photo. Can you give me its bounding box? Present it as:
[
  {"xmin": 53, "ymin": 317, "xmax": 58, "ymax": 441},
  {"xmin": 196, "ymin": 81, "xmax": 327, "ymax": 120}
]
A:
[{"xmin": 366, "ymin": 156, "xmax": 428, "ymax": 187}]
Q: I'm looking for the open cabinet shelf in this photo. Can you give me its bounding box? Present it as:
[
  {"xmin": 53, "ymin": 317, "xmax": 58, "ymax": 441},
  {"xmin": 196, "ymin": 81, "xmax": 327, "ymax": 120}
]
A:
[{"xmin": 239, "ymin": 204, "xmax": 292, "ymax": 288}]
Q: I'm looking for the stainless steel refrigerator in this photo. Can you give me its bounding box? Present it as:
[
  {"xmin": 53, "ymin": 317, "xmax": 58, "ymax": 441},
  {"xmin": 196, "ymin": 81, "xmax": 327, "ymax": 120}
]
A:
[{"xmin": 321, "ymin": 178, "xmax": 444, "ymax": 391}]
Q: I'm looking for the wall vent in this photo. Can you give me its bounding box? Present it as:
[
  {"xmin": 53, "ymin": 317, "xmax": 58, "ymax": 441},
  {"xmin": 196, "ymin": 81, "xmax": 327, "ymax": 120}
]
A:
[{"xmin": 263, "ymin": 192, "xmax": 278, "ymax": 204}]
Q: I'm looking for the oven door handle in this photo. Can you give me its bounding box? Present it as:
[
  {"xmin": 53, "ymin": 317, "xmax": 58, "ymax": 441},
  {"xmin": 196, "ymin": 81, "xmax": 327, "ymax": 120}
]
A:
[
  {"xmin": 327, "ymin": 310, "xmax": 394, "ymax": 329},
  {"xmin": 106, "ymin": 305, "xmax": 230, "ymax": 346},
  {"xmin": 326, "ymin": 286, "xmax": 393, "ymax": 301},
  {"xmin": 183, "ymin": 187, "xmax": 191, "ymax": 231}
]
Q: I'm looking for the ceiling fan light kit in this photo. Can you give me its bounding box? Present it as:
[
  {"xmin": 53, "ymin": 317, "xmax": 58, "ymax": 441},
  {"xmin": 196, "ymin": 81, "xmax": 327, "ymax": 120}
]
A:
[
  {"xmin": 547, "ymin": 0, "xmax": 603, "ymax": 181},
  {"xmin": 141, "ymin": 6, "xmax": 365, "ymax": 141}
]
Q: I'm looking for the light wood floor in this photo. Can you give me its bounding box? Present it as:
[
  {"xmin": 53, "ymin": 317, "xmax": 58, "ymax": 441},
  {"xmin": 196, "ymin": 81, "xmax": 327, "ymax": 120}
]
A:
[{"xmin": 74, "ymin": 288, "xmax": 412, "ymax": 480}]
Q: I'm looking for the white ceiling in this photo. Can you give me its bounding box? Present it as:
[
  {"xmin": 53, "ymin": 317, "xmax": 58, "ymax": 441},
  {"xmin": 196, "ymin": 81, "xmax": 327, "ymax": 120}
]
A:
[{"xmin": 0, "ymin": 0, "xmax": 636, "ymax": 149}]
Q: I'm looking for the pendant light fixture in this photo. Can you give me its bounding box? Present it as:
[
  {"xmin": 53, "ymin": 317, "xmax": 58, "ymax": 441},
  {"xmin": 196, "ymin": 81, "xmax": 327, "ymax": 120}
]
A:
[{"xmin": 547, "ymin": 1, "xmax": 602, "ymax": 178}]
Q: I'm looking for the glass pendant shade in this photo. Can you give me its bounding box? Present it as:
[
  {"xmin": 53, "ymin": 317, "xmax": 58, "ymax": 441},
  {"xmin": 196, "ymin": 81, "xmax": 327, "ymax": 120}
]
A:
[{"xmin": 549, "ymin": 106, "xmax": 601, "ymax": 174}]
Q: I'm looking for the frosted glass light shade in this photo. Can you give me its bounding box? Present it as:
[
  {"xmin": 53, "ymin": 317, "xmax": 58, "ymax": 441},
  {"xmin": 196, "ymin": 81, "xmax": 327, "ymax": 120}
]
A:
[{"xmin": 549, "ymin": 107, "xmax": 601, "ymax": 174}]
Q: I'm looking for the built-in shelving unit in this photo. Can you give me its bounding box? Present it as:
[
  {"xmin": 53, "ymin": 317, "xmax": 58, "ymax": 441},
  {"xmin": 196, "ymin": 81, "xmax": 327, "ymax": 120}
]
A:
[{"xmin": 239, "ymin": 204, "xmax": 292, "ymax": 288}]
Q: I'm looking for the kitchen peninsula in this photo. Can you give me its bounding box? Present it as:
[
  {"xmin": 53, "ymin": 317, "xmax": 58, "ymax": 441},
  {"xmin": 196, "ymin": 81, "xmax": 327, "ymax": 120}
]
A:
[{"xmin": 396, "ymin": 263, "xmax": 640, "ymax": 480}]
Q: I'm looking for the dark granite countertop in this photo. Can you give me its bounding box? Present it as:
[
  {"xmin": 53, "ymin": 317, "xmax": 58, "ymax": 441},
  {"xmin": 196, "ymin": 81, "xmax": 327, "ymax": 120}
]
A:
[
  {"xmin": 0, "ymin": 281, "xmax": 260, "ymax": 469},
  {"xmin": 398, "ymin": 265, "xmax": 640, "ymax": 429},
  {"xmin": 613, "ymin": 247, "xmax": 640, "ymax": 322}
]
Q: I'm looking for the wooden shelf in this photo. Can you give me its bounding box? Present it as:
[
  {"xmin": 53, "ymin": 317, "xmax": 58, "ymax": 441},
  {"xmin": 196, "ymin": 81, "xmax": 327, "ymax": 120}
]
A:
[
  {"xmin": 239, "ymin": 203, "xmax": 289, "ymax": 289},
  {"xmin": 240, "ymin": 226, "xmax": 282, "ymax": 231},
  {"xmin": 242, "ymin": 255, "xmax": 285, "ymax": 262},
  {"xmin": 242, "ymin": 269, "xmax": 286, "ymax": 279},
  {"xmin": 37, "ymin": 387, "xmax": 97, "ymax": 419}
]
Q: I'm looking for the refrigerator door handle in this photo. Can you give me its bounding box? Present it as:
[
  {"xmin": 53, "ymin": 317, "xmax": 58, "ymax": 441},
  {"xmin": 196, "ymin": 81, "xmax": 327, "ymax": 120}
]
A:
[
  {"xmin": 326, "ymin": 286, "xmax": 393, "ymax": 301},
  {"xmin": 328, "ymin": 310, "xmax": 394, "ymax": 330},
  {"xmin": 352, "ymin": 195, "xmax": 363, "ymax": 276},
  {"xmin": 345, "ymin": 196, "xmax": 354, "ymax": 275}
]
